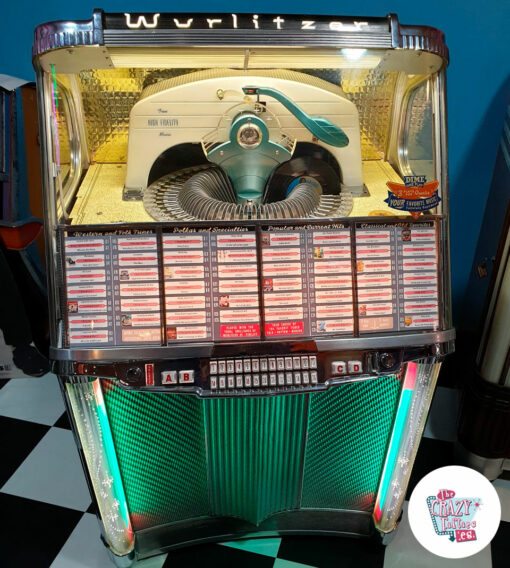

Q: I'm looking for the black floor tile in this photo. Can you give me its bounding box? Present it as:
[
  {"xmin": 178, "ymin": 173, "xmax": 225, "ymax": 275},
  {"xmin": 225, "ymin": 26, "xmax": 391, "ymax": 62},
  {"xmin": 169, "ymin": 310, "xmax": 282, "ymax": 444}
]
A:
[
  {"xmin": 86, "ymin": 501, "xmax": 98, "ymax": 515},
  {"xmin": 163, "ymin": 542, "xmax": 275, "ymax": 568},
  {"xmin": 0, "ymin": 493, "xmax": 83, "ymax": 567},
  {"xmin": 406, "ymin": 438, "xmax": 456, "ymax": 499},
  {"xmin": 53, "ymin": 411, "xmax": 72, "ymax": 430},
  {"xmin": 491, "ymin": 520, "xmax": 510, "ymax": 568},
  {"xmin": 0, "ymin": 415, "xmax": 50, "ymax": 487},
  {"xmin": 277, "ymin": 536, "xmax": 385, "ymax": 568}
]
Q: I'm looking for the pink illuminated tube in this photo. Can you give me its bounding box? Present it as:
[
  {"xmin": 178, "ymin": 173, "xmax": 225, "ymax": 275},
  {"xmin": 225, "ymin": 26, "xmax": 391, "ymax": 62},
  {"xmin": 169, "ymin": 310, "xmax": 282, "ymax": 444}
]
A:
[
  {"xmin": 374, "ymin": 361, "xmax": 442, "ymax": 533},
  {"xmin": 66, "ymin": 379, "xmax": 135, "ymax": 557}
]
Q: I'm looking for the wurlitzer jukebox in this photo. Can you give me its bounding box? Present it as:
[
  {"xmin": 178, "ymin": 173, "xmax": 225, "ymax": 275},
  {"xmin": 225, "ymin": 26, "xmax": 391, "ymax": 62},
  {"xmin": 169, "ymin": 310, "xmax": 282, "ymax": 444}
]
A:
[{"xmin": 33, "ymin": 11, "xmax": 454, "ymax": 565}]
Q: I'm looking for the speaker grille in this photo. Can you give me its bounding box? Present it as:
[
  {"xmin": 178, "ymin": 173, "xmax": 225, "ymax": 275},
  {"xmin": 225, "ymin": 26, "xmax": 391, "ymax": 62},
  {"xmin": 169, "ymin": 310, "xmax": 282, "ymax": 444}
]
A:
[
  {"xmin": 102, "ymin": 376, "xmax": 400, "ymax": 531},
  {"xmin": 102, "ymin": 381, "xmax": 209, "ymax": 530},
  {"xmin": 302, "ymin": 376, "xmax": 401, "ymax": 511},
  {"xmin": 205, "ymin": 394, "xmax": 308, "ymax": 524}
]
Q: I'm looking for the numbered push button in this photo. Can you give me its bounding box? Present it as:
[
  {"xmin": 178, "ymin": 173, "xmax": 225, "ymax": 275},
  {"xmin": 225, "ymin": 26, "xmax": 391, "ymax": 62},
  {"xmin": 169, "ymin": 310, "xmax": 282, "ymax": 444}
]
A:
[
  {"xmin": 348, "ymin": 360, "xmax": 363, "ymax": 374},
  {"xmin": 161, "ymin": 371, "xmax": 177, "ymax": 385},
  {"xmin": 331, "ymin": 361, "xmax": 347, "ymax": 375},
  {"xmin": 179, "ymin": 370, "xmax": 194, "ymax": 384}
]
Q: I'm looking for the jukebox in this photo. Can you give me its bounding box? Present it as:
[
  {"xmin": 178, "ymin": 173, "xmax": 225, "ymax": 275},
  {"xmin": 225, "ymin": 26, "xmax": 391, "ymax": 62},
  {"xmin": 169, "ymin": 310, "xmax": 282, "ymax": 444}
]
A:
[{"xmin": 33, "ymin": 11, "xmax": 454, "ymax": 565}]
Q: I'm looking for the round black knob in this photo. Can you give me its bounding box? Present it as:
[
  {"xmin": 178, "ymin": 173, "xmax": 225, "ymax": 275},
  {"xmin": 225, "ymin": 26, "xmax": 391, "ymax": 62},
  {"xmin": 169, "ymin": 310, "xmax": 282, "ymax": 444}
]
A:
[
  {"xmin": 125, "ymin": 367, "xmax": 142, "ymax": 383},
  {"xmin": 380, "ymin": 353, "xmax": 395, "ymax": 369}
]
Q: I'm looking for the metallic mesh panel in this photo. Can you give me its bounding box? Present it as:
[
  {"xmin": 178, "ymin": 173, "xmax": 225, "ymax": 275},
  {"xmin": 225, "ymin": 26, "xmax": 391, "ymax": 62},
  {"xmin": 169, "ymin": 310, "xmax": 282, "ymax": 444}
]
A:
[
  {"xmin": 77, "ymin": 69, "xmax": 146, "ymax": 163},
  {"xmin": 101, "ymin": 376, "xmax": 400, "ymax": 533},
  {"xmin": 302, "ymin": 376, "xmax": 401, "ymax": 511},
  {"xmin": 101, "ymin": 380, "xmax": 209, "ymax": 531},
  {"xmin": 73, "ymin": 67, "xmax": 398, "ymax": 163},
  {"xmin": 340, "ymin": 69, "xmax": 398, "ymax": 159},
  {"xmin": 204, "ymin": 394, "xmax": 307, "ymax": 525},
  {"xmin": 407, "ymin": 82, "xmax": 432, "ymax": 152},
  {"xmin": 76, "ymin": 69, "xmax": 200, "ymax": 163}
]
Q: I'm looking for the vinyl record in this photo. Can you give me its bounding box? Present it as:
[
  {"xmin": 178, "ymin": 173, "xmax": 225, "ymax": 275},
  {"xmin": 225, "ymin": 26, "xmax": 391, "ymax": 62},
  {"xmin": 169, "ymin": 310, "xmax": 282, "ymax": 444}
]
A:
[{"xmin": 264, "ymin": 156, "xmax": 341, "ymax": 203}]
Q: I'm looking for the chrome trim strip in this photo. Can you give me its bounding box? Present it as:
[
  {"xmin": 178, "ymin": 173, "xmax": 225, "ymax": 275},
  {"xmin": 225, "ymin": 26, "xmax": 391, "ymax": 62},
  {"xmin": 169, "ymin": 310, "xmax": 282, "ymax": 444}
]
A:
[
  {"xmin": 102, "ymin": 29, "xmax": 393, "ymax": 48},
  {"xmin": 51, "ymin": 328, "xmax": 455, "ymax": 361},
  {"xmin": 33, "ymin": 11, "xmax": 103, "ymax": 57},
  {"xmin": 35, "ymin": 68, "xmax": 60, "ymax": 345}
]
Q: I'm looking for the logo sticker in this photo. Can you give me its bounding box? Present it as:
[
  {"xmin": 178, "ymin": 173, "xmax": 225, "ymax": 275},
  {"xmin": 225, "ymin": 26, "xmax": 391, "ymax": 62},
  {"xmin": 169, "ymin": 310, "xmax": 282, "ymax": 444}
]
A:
[
  {"xmin": 426, "ymin": 489, "xmax": 481, "ymax": 543},
  {"xmin": 385, "ymin": 176, "xmax": 441, "ymax": 220},
  {"xmin": 408, "ymin": 466, "xmax": 501, "ymax": 558}
]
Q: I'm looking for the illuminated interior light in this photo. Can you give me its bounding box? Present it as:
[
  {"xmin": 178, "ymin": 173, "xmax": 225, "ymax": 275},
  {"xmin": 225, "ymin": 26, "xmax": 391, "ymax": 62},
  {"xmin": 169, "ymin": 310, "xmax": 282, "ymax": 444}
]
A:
[
  {"xmin": 51, "ymin": 63, "xmax": 58, "ymax": 107},
  {"xmin": 50, "ymin": 65, "xmax": 60, "ymax": 168},
  {"xmin": 341, "ymin": 48, "xmax": 366, "ymax": 61},
  {"xmin": 106, "ymin": 47, "xmax": 381, "ymax": 69}
]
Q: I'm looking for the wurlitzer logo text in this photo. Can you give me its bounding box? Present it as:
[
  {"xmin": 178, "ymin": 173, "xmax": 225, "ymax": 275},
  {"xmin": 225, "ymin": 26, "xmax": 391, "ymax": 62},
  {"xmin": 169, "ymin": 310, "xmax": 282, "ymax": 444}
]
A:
[
  {"xmin": 122, "ymin": 13, "xmax": 369, "ymax": 31},
  {"xmin": 426, "ymin": 489, "xmax": 482, "ymax": 543}
]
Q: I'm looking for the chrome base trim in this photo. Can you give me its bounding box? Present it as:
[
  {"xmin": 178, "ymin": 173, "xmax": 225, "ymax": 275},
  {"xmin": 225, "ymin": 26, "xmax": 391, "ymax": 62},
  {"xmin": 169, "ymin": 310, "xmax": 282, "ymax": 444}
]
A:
[
  {"xmin": 135, "ymin": 510, "xmax": 373, "ymax": 559},
  {"xmin": 50, "ymin": 328, "xmax": 455, "ymax": 362},
  {"xmin": 108, "ymin": 548, "xmax": 136, "ymax": 568}
]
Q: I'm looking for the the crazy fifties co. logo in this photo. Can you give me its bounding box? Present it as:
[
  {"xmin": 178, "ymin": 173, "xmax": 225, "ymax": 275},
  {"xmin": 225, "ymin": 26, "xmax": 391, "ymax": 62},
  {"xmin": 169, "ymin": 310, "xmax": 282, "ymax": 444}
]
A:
[
  {"xmin": 408, "ymin": 466, "xmax": 501, "ymax": 559},
  {"xmin": 385, "ymin": 176, "xmax": 441, "ymax": 220},
  {"xmin": 427, "ymin": 489, "xmax": 482, "ymax": 544}
]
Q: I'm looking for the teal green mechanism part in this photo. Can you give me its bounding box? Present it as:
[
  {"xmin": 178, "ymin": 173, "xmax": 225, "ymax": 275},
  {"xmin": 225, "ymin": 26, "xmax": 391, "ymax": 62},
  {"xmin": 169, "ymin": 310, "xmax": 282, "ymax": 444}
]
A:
[
  {"xmin": 242, "ymin": 86, "xmax": 350, "ymax": 148},
  {"xmin": 206, "ymin": 112, "xmax": 292, "ymax": 203}
]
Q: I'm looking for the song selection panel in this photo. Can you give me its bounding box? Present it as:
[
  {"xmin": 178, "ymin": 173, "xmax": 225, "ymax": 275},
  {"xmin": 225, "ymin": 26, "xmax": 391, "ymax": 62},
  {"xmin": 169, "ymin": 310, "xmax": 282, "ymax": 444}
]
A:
[
  {"xmin": 307, "ymin": 228, "xmax": 354, "ymax": 335},
  {"xmin": 63, "ymin": 222, "xmax": 441, "ymax": 347},
  {"xmin": 112, "ymin": 235, "xmax": 162, "ymax": 344},
  {"xmin": 355, "ymin": 225, "xmax": 398, "ymax": 333},
  {"xmin": 397, "ymin": 223, "xmax": 439, "ymax": 330},
  {"xmin": 261, "ymin": 230, "xmax": 309, "ymax": 338},
  {"xmin": 211, "ymin": 231, "xmax": 260, "ymax": 340},
  {"xmin": 163, "ymin": 232, "xmax": 212, "ymax": 341},
  {"xmin": 64, "ymin": 236, "xmax": 113, "ymax": 346}
]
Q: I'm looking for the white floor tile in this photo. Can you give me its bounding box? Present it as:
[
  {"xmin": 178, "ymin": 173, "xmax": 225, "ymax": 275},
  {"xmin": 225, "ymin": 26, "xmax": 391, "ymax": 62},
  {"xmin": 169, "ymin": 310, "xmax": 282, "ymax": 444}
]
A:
[
  {"xmin": 384, "ymin": 502, "xmax": 492, "ymax": 568},
  {"xmin": 221, "ymin": 537, "xmax": 281, "ymax": 557},
  {"xmin": 1, "ymin": 427, "xmax": 91, "ymax": 511},
  {"xmin": 493, "ymin": 478, "xmax": 510, "ymax": 523},
  {"xmin": 50, "ymin": 513, "xmax": 113, "ymax": 568},
  {"xmin": 273, "ymin": 560, "xmax": 315, "ymax": 568},
  {"xmin": 0, "ymin": 372, "xmax": 64, "ymax": 425},
  {"xmin": 424, "ymin": 387, "xmax": 460, "ymax": 442},
  {"xmin": 50, "ymin": 513, "xmax": 167, "ymax": 568}
]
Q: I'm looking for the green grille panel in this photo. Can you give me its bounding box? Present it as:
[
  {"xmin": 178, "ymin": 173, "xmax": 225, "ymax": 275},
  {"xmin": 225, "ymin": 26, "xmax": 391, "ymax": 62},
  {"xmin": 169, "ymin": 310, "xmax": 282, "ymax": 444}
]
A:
[
  {"xmin": 302, "ymin": 376, "xmax": 401, "ymax": 511},
  {"xmin": 100, "ymin": 375, "xmax": 401, "ymax": 533},
  {"xmin": 102, "ymin": 381, "xmax": 209, "ymax": 531},
  {"xmin": 204, "ymin": 394, "xmax": 307, "ymax": 525}
]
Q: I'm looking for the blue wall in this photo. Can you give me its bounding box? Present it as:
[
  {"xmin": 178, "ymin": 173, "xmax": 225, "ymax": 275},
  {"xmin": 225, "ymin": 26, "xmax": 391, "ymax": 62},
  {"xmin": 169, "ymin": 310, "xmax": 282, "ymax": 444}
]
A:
[{"xmin": 3, "ymin": 0, "xmax": 510, "ymax": 327}]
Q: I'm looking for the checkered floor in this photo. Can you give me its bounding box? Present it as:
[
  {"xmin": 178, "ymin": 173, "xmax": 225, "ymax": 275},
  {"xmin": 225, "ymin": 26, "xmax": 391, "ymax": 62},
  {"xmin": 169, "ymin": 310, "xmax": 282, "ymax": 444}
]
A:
[{"xmin": 0, "ymin": 373, "xmax": 508, "ymax": 567}]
